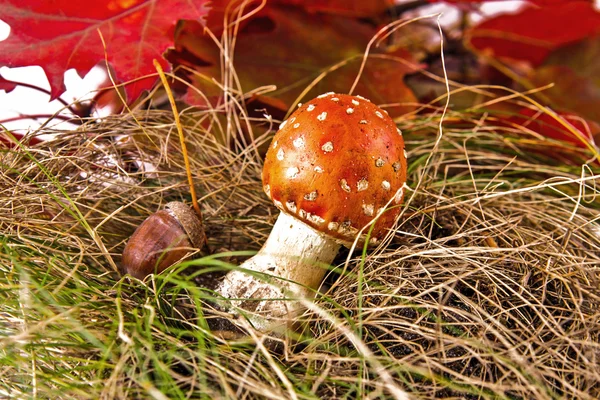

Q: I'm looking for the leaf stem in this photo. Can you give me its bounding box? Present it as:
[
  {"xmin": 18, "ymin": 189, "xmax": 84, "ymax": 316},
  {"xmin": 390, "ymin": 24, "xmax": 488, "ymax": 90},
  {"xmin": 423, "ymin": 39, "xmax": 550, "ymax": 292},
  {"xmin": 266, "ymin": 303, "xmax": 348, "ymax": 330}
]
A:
[{"xmin": 0, "ymin": 75, "xmax": 83, "ymax": 116}]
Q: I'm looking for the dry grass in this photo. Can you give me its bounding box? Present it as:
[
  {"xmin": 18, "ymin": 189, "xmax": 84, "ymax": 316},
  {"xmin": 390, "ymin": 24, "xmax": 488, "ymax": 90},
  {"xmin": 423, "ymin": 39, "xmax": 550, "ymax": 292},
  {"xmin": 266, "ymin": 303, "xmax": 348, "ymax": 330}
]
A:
[
  {"xmin": 0, "ymin": 90, "xmax": 599, "ymax": 399},
  {"xmin": 1, "ymin": 4, "xmax": 599, "ymax": 396}
]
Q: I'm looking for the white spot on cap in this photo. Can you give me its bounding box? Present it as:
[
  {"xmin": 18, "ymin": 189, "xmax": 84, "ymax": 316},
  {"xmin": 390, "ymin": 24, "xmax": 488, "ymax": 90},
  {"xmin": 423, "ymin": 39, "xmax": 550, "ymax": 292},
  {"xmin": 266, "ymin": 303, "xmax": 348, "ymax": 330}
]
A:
[
  {"xmin": 382, "ymin": 181, "xmax": 391, "ymax": 191},
  {"xmin": 375, "ymin": 158, "xmax": 385, "ymax": 167},
  {"xmin": 293, "ymin": 137, "xmax": 305, "ymax": 148},
  {"xmin": 383, "ymin": 109, "xmax": 389, "ymax": 115},
  {"xmin": 339, "ymin": 221, "xmax": 354, "ymax": 235},
  {"xmin": 293, "ymin": 122, "xmax": 300, "ymax": 129},
  {"xmin": 359, "ymin": 120, "xmax": 367, "ymax": 124},
  {"xmin": 375, "ymin": 111, "xmax": 384, "ymax": 119},
  {"xmin": 392, "ymin": 162, "xmax": 401, "ymax": 172},
  {"xmin": 357, "ymin": 178, "xmax": 369, "ymax": 192},
  {"xmin": 347, "ymin": 226, "xmax": 358, "ymax": 236},
  {"xmin": 309, "ymin": 214, "xmax": 325, "ymax": 225},
  {"xmin": 304, "ymin": 191, "xmax": 318, "ymax": 201},
  {"xmin": 297, "ymin": 103, "xmax": 302, "ymax": 107},
  {"xmin": 362, "ymin": 204, "xmax": 374, "ymax": 216},
  {"xmin": 286, "ymin": 167, "xmax": 299, "ymax": 179},
  {"xmin": 299, "ymin": 209, "xmax": 307, "ymax": 219},
  {"xmin": 351, "ymin": 99, "xmax": 360, "ymax": 106},
  {"xmin": 273, "ymin": 140, "xmax": 278, "ymax": 148},
  {"xmin": 322, "ymin": 141, "xmax": 334, "ymax": 153},
  {"xmin": 355, "ymin": 95, "xmax": 369, "ymax": 101},
  {"xmin": 317, "ymin": 92, "xmax": 335, "ymax": 99},
  {"xmin": 279, "ymin": 120, "xmax": 287, "ymax": 129},
  {"xmin": 314, "ymin": 166, "xmax": 324, "ymax": 173},
  {"xmin": 331, "ymin": 97, "xmax": 340, "ymax": 102},
  {"xmin": 264, "ymin": 184, "xmax": 271, "ymax": 197},
  {"xmin": 404, "ymin": 149, "xmax": 408, "ymax": 159},
  {"xmin": 289, "ymin": 117, "xmax": 296, "ymax": 124},
  {"xmin": 328, "ymin": 221, "xmax": 339, "ymax": 231},
  {"xmin": 346, "ymin": 107, "xmax": 354, "ymax": 115},
  {"xmin": 307, "ymin": 104, "xmax": 316, "ymax": 112},
  {"xmin": 274, "ymin": 200, "xmax": 283, "ymax": 209},
  {"xmin": 317, "ymin": 112, "xmax": 327, "ymax": 121},
  {"xmin": 286, "ymin": 201, "xmax": 297, "ymax": 213},
  {"xmin": 394, "ymin": 187, "xmax": 404, "ymax": 204},
  {"xmin": 397, "ymin": 127, "xmax": 402, "ymax": 136},
  {"xmin": 340, "ymin": 179, "xmax": 351, "ymax": 193},
  {"xmin": 277, "ymin": 148, "xmax": 285, "ymax": 161}
]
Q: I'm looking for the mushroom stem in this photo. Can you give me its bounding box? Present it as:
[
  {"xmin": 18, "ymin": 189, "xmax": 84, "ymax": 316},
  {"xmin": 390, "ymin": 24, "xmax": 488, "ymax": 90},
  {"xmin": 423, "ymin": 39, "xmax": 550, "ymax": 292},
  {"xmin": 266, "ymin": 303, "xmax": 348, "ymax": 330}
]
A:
[{"xmin": 216, "ymin": 211, "xmax": 341, "ymax": 331}]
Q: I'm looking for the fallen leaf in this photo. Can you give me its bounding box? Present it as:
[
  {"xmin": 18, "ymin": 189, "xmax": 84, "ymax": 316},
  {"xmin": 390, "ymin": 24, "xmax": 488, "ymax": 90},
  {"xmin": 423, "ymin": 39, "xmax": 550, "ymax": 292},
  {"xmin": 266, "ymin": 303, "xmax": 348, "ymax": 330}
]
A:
[
  {"xmin": 502, "ymin": 107, "xmax": 600, "ymax": 164},
  {"xmin": 508, "ymin": 108, "xmax": 598, "ymax": 147},
  {"xmin": 466, "ymin": 2, "xmax": 600, "ymax": 66},
  {"xmin": 0, "ymin": 130, "xmax": 44, "ymax": 148},
  {"xmin": 531, "ymin": 66, "xmax": 600, "ymax": 125},
  {"xmin": 203, "ymin": 0, "xmax": 394, "ymax": 33},
  {"xmin": 274, "ymin": 0, "xmax": 394, "ymax": 17},
  {"xmin": 166, "ymin": 5, "xmax": 419, "ymax": 117},
  {"xmin": 0, "ymin": 73, "xmax": 17, "ymax": 93},
  {"xmin": 529, "ymin": 35, "xmax": 600, "ymax": 124},
  {"xmin": 0, "ymin": 0, "xmax": 210, "ymax": 102}
]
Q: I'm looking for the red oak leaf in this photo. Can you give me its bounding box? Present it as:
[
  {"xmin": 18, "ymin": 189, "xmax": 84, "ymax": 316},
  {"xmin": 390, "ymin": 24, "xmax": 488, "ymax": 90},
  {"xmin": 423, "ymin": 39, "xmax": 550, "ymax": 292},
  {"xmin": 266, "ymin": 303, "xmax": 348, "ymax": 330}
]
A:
[
  {"xmin": 0, "ymin": 0, "xmax": 210, "ymax": 102},
  {"xmin": 466, "ymin": 2, "xmax": 600, "ymax": 66},
  {"xmin": 0, "ymin": 73, "xmax": 17, "ymax": 93}
]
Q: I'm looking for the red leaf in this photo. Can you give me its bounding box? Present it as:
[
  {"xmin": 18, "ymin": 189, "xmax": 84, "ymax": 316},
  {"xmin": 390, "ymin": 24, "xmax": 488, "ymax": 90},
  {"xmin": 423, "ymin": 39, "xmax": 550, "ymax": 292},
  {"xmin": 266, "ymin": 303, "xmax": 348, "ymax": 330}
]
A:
[
  {"xmin": 466, "ymin": 2, "xmax": 600, "ymax": 66},
  {"xmin": 0, "ymin": 73, "xmax": 17, "ymax": 93},
  {"xmin": 0, "ymin": 0, "xmax": 210, "ymax": 102},
  {"xmin": 0, "ymin": 130, "xmax": 44, "ymax": 148},
  {"xmin": 508, "ymin": 108, "xmax": 598, "ymax": 147}
]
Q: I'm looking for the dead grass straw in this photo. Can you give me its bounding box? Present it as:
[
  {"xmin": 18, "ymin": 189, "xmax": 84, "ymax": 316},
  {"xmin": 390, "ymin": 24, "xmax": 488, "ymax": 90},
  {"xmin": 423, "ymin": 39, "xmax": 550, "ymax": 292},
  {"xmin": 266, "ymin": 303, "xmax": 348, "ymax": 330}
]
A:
[
  {"xmin": 0, "ymin": 88, "xmax": 599, "ymax": 399},
  {"xmin": 1, "ymin": 6, "xmax": 599, "ymax": 396}
]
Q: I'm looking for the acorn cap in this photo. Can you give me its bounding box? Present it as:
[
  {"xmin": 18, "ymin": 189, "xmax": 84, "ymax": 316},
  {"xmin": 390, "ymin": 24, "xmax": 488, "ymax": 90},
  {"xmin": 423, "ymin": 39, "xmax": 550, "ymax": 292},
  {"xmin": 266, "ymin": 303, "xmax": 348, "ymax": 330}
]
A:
[
  {"xmin": 164, "ymin": 201, "xmax": 205, "ymax": 248},
  {"xmin": 261, "ymin": 93, "xmax": 407, "ymax": 244}
]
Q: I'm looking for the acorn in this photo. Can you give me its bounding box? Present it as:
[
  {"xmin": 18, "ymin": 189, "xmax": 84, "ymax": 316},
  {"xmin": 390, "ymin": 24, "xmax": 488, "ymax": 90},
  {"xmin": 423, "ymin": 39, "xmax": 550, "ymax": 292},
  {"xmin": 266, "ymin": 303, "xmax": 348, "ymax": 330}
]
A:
[{"xmin": 120, "ymin": 201, "xmax": 206, "ymax": 279}]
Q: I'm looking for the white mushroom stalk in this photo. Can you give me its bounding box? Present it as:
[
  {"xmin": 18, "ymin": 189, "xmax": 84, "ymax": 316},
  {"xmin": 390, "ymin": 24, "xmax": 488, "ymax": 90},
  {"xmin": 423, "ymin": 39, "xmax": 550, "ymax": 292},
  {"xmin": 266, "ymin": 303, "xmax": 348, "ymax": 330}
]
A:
[
  {"xmin": 215, "ymin": 93, "xmax": 408, "ymax": 333},
  {"xmin": 217, "ymin": 211, "xmax": 340, "ymax": 331}
]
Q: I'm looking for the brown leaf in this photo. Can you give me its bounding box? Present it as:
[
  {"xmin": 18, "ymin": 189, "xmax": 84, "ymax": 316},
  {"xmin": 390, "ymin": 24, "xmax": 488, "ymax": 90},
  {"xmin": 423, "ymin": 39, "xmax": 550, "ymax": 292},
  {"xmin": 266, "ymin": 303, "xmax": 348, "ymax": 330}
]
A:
[
  {"xmin": 529, "ymin": 35, "xmax": 600, "ymax": 124},
  {"xmin": 275, "ymin": 0, "xmax": 394, "ymax": 18},
  {"xmin": 166, "ymin": 5, "xmax": 419, "ymax": 118}
]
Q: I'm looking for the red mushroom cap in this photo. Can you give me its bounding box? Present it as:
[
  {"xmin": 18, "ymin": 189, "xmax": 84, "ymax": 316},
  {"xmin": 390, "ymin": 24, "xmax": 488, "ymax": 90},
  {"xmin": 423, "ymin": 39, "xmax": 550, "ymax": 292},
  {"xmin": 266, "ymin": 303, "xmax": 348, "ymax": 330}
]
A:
[{"xmin": 262, "ymin": 93, "xmax": 407, "ymax": 244}]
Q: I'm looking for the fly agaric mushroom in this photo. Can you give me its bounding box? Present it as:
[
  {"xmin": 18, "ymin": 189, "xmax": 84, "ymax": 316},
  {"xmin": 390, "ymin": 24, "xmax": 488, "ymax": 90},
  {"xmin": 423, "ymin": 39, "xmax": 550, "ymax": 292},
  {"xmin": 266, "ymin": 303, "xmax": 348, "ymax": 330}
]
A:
[{"xmin": 216, "ymin": 92, "xmax": 407, "ymax": 332}]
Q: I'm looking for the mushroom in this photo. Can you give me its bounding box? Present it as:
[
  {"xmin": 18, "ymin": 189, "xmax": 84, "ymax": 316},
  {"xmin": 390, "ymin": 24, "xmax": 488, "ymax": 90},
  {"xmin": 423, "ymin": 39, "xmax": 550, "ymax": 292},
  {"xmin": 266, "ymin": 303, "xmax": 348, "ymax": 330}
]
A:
[{"xmin": 216, "ymin": 92, "xmax": 407, "ymax": 332}]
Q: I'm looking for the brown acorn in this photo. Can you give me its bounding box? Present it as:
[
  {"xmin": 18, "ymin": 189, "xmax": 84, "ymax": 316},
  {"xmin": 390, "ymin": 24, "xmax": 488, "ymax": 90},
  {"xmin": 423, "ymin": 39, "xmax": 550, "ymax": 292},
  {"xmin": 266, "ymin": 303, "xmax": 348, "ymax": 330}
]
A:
[{"xmin": 120, "ymin": 201, "xmax": 205, "ymax": 279}]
